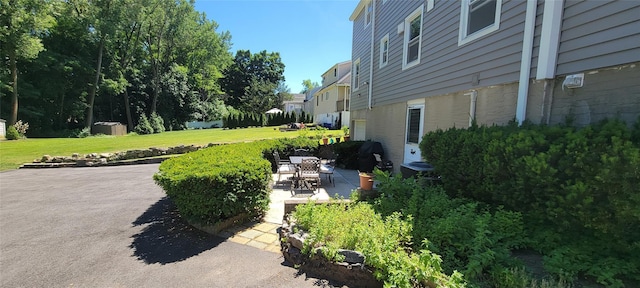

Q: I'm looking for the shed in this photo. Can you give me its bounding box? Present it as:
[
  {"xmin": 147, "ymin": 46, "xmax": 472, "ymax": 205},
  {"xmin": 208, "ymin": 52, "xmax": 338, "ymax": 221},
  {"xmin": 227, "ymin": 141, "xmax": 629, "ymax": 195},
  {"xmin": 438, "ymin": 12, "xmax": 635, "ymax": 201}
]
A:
[{"xmin": 92, "ymin": 122, "xmax": 127, "ymax": 136}]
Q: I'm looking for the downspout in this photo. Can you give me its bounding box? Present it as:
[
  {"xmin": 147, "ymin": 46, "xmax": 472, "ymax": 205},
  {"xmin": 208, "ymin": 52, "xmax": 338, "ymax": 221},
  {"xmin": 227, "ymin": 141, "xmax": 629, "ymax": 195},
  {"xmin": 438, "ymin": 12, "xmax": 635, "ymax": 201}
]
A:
[
  {"xmin": 368, "ymin": 0, "xmax": 376, "ymax": 110},
  {"xmin": 536, "ymin": 0, "xmax": 564, "ymax": 124},
  {"xmin": 468, "ymin": 90, "xmax": 477, "ymax": 127},
  {"xmin": 515, "ymin": 0, "xmax": 538, "ymax": 125}
]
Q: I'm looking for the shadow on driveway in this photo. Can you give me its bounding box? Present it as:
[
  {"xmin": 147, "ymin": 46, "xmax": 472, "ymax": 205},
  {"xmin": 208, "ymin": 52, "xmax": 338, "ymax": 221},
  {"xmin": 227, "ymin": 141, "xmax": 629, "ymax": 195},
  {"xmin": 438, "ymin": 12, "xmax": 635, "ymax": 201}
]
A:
[{"xmin": 129, "ymin": 197, "xmax": 224, "ymax": 264}]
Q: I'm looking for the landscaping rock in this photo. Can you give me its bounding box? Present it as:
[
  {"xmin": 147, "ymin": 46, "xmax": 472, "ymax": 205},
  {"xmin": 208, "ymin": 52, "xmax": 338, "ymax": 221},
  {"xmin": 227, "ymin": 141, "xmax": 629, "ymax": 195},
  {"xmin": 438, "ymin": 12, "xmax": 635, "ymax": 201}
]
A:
[{"xmin": 337, "ymin": 249, "xmax": 365, "ymax": 264}]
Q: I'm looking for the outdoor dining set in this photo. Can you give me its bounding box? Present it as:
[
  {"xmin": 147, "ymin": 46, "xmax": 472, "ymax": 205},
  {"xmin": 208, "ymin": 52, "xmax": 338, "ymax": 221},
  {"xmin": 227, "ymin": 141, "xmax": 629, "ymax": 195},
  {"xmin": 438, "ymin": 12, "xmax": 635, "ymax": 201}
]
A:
[{"xmin": 273, "ymin": 149, "xmax": 334, "ymax": 193}]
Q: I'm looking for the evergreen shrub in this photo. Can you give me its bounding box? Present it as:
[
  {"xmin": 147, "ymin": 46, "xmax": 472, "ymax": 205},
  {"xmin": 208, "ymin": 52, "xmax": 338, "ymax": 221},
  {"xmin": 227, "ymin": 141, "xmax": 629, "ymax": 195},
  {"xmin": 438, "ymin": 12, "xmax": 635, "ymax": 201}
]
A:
[
  {"xmin": 134, "ymin": 114, "xmax": 154, "ymax": 135},
  {"xmin": 332, "ymin": 140, "xmax": 364, "ymax": 169},
  {"xmin": 419, "ymin": 118, "xmax": 640, "ymax": 286},
  {"xmin": 153, "ymin": 141, "xmax": 273, "ymax": 226},
  {"xmin": 149, "ymin": 112, "xmax": 165, "ymax": 133},
  {"xmin": 6, "ymin": 125, "xmax": 20, "ymax": 140}
]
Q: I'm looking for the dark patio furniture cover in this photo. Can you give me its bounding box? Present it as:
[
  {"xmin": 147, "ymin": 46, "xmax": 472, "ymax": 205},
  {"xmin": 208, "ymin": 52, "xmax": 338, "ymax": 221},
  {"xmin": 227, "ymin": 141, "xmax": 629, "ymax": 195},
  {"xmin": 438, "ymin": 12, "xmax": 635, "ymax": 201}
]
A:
[{"xmin": 358, "ymin": 141, "xmax": 384, "ymax": 173}]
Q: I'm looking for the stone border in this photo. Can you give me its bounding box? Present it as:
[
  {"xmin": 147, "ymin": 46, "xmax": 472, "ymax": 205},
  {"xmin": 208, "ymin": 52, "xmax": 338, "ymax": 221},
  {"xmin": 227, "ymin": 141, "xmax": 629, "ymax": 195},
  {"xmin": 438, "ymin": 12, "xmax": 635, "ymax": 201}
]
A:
[
  {"xmin": 20, "ymin": 144, "xmax": 220, "ymax": 169},
  {"xmin": 280, "ymin": 199, "xmax": 382, "ymax": 287}
]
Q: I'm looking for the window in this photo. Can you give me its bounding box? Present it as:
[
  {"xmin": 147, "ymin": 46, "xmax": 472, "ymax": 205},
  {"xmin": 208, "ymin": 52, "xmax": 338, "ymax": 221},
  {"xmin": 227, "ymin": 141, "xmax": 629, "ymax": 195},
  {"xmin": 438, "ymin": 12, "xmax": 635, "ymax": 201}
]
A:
[
  {"xmin": 334, "ymin": 68, "xmax": 337, "ymax": 77},
  {"xmin": 365, "ymin": 2, "xmax": 372, "ymax": 27},
  {"xmin": 403, "ymin": 5, "xmax": 423, "ymax": 70},
  {"xmin": 379, "ymin": 34, "xmax": 389, "ymax": 68},
  {"xmin": 353, "ymin": 58, "xmax": 361, "ymax": 90},
  {"xmin": 459, "ymin": 0, "xmax": 502, "ymax": 46},
  {"xmin": 325, "ymin": 92, "xmax": 329, "ymax": 101}
]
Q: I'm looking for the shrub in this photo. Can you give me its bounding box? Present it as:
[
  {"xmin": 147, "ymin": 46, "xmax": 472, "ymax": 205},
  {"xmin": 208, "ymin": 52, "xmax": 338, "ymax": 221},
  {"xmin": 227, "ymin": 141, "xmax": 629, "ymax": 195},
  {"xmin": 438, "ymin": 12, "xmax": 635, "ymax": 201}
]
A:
[
  {"xmin": 72, "ymin": 127, "xmax": 92, "ymax": 138},
  {"xmin": 419, "ymin": 118, "xmax": 640, "ymax": 286},
  {"xmin": 154, "ymin": 141, "xmax": 273, "ymax": 226},
  {"xmin": 149, "ymin": 112, "xmax": 165, "ymax": 133},
  {"xmin": 6, "ymin": 125, "xmax": 20, "ymax": 140},
  {"xmin": 371, "ymin": 172, "xmax": 526, "ymax": 283},
  {"xmin": 293, "ymin": 201, "xmax": 466, "ymax": 287},
  {"xmin": 134, "ymin": 114, "xmax": 154, "ymax": 135},
  {"xmin": 13, "ymin": 120, "xmax": 29, "ymax": 136},
  {"xmin": 332, "ymin": 140, "xmax": 364, "ymax": 169}
]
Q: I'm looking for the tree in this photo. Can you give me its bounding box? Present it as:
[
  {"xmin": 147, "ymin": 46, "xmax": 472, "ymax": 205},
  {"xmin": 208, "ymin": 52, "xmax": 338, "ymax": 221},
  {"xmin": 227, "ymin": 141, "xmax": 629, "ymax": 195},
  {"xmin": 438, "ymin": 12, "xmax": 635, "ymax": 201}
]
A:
[
  {"xmin": 0, "ymin": 0, "xmax": 56, "ymax": 125},
  {"xmin": 301, "ymin": 79, "xmax": 319, "ymax": 94},
  {"xmin": 276, "ymin": 81, "xmax": 292, "ymax": 102},
  {"xmin": 219, "ymin": 49, "xmax": 285, "ymax": 114}
]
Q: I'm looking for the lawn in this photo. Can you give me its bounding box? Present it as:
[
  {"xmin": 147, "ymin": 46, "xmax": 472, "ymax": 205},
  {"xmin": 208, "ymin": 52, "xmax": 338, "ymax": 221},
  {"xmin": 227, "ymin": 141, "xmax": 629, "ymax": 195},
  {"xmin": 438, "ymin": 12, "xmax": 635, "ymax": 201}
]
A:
[{"xmin": 0, "ymin": 127, "xmax": 303, "ymax": 171}]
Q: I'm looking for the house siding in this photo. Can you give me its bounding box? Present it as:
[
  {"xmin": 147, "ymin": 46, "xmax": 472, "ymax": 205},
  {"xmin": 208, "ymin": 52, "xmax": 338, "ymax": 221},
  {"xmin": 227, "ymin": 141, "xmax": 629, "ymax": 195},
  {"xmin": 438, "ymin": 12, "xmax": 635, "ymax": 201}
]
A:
[
  {"xmin": 369, "ymin": 0, "xmax": 528, "ymax": 107},
  {"xmin": 351, "ymin": 6, "xmax": 371, "ymax": 111},
  {"xmin": 349, "ymin": 0, "xmax": 640, "ymax": 170},
  {"xmin": 556, "ymin": 1, "xmax": 640, "ymax": 75},
  {"xmin": 549, "ymin": 62, "xmax": 640, "ymax": 126}
]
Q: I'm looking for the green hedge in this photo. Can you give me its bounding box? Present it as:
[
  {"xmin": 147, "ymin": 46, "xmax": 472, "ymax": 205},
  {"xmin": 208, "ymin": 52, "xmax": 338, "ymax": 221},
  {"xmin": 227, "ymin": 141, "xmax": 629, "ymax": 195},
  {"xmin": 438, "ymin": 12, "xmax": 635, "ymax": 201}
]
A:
[
  {"xmin": 333, "ymin": 140, "xmax": 364, "ymax": 169},
  {"xmin": 420, "ymin": 118, "xmax": 640, "ymax": 286},
  {"xmin": 153, "ymin": 137, "xmax": 318, "ymax": 226}
]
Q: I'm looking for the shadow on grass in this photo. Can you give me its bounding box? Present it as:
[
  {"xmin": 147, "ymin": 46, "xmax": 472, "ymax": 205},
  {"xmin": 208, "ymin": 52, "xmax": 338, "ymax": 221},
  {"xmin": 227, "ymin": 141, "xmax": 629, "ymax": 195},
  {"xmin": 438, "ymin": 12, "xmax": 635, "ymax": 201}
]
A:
[{"xmin": 129, "ymin": 197, "xmax": 224, "ymax": 264}]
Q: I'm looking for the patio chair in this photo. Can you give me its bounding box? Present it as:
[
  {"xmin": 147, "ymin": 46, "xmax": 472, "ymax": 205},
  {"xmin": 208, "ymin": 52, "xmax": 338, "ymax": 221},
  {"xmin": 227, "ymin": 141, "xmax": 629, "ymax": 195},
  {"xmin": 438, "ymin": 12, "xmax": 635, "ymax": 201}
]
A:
[
  {"xmin": 320, "ymin": 152, "xmax": 336, "ymax": 186},
  {"xmin": 294, "ymin": 148, "xmax": 311, "ymax": 156},
  {"xmin": 320, "ymin": 163, "xmax": 335, "ymax": 186},
  {"xmin": 273, "ymin": 151, "xmax": 297, "ymax": 182},
  {"xmin": 299, "ymin": 158, "xmax": 321, "ymax": 192}
]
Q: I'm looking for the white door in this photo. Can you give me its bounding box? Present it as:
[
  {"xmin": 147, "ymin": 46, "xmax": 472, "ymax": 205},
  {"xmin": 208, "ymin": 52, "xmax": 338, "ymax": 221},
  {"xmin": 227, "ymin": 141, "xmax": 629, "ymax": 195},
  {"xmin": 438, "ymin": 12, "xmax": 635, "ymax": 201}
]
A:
[
  {"xmin": 404, "ymin": 103, "xmax": 424, "ymax": 163},
  {"xmin": 354, "ymin": 120, "xmax": 366, "ymax": 141}
]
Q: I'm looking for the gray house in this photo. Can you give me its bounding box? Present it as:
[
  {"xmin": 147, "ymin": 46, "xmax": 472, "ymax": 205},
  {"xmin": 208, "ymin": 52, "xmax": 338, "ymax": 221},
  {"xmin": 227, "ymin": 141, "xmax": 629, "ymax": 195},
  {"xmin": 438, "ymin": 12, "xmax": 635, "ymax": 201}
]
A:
[{"xmin": 349, "ymin": 0, "xmax": 640, "ymax": 171}]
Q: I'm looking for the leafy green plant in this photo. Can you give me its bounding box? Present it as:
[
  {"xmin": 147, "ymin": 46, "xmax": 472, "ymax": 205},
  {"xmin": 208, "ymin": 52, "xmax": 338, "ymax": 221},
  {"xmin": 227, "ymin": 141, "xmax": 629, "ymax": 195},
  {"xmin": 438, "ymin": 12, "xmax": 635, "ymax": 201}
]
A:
[
  {"xmin": 149, "ymin": 112, "xmax": 165, "ymax": 133},
  {"xmin": 154, "ymin": 140, "xmax": 274, "ymax": 226},
  {"xmin": 419, "ymin": 118, "xmax": 640, "ymax": 286},
  {"xmin": 371, "ymin": 171, "xmax": 526, "ymax": 284},
  {"xmin": 292, "ymin": 201, "xmax": 466, "ymax": 287},
  {"xmin": 73, "ymin": 127, "xmax": 92, "ymax": 138},
  {"xmin": 134, "ymin": 114, "xmax": 154, "ymax": 135},
  {"xmin": 5, "ymin": 125, "xmax": 20, "ymax": 140},
  {"xmin": 332, "ymin": 140, "xmax": 364, "ymax": 169}
]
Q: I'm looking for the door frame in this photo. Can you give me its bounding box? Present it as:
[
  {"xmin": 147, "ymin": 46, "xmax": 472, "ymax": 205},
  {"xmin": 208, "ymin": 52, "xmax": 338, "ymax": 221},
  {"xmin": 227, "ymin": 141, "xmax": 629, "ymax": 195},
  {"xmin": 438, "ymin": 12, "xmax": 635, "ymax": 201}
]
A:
[{"xmin": 404, "ymin": 99, "xmax": 425, "ymax": 163}]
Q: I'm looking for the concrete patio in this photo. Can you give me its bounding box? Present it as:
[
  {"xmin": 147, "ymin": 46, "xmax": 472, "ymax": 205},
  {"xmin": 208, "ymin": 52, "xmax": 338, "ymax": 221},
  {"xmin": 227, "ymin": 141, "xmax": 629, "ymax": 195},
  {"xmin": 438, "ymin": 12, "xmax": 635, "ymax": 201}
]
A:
[{"xmin": 264, "ymin": 167, "xmax": 361, "ymax": 223}]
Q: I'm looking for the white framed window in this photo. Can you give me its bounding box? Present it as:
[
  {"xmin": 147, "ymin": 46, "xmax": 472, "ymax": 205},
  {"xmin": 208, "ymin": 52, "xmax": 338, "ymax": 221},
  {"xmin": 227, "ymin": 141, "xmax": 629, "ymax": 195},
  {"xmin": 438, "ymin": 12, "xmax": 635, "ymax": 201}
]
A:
[
  {"xmin": 403, "ymin": 5, "xmax": 423, "ymax": 70},
  {"xmin": 365, "ymin": 2, "xmax": 372, "ymax": 27},
  {"xmin": 353, "ymin": 58, "xmax": 361, "ymax": 90},
  {"xmin": 379, "ymin": 34, "xmax": 389, "ymax": 68},
  {"xmin": 458, "ymin": 0, "xmax": 502, "ymax": 46}
]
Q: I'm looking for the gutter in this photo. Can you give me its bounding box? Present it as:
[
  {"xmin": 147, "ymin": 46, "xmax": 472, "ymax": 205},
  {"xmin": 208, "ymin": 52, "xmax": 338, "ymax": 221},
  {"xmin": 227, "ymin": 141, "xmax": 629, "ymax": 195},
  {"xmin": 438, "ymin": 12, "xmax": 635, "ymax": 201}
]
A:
[
  {"xmin": 515, "ymin": 0, "xmax": 538, "ymax": 125},
  {"xmin": 368, "ymin": 0, "xmax": 376, "ymax": 110}
]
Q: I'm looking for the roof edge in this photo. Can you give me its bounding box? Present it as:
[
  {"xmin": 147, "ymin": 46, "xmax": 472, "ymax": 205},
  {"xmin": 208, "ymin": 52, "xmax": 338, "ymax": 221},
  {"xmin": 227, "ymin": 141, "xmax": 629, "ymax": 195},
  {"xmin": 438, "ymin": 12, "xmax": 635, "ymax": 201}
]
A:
[{"xmin": 349, "ymin": 0, "xmax": 370, "ymax": 21}]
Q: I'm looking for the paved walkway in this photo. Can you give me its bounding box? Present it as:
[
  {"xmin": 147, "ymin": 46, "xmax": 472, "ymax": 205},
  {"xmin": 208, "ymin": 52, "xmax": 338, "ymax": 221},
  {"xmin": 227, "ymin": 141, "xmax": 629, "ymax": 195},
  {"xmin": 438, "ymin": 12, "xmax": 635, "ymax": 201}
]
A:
[{"xmin": 214, "ymin": 168, "xmax": 361, "ymax": 253}]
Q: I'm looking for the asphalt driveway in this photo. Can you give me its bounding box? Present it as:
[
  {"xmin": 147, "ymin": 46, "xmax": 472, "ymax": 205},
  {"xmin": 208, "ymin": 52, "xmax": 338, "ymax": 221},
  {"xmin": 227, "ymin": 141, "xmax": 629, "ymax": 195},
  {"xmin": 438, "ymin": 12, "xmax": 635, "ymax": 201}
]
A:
[{"xmin": 0, "ymin": 164, "xmax": 337, "ymax": 287}]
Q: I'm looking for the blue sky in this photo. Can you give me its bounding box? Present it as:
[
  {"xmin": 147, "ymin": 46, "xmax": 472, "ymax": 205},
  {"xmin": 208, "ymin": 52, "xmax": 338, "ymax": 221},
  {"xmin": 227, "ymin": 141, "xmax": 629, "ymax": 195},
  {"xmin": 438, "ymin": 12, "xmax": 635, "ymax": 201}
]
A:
[{"xmin": 194, "ymin": 0, "xmax": 358, "ymax": 94}]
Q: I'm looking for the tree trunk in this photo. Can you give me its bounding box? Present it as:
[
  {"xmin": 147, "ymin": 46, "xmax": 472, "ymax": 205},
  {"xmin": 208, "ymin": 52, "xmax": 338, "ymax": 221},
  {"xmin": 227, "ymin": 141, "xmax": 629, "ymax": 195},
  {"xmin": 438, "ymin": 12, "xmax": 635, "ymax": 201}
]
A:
[
  {"xmin": 9, "ymin": 48, "xmax": 18, "ymax": 125},
  {"xmin": 150, "ymin": 60, "xmax": 159, "ymax": 113},
  {"xmin": 124, "ymin": 89, "xmax": 133, "ymax": 131},
  {"xmin": 85, "ymin": 36, "xmax": 105, "ymax": 128}
]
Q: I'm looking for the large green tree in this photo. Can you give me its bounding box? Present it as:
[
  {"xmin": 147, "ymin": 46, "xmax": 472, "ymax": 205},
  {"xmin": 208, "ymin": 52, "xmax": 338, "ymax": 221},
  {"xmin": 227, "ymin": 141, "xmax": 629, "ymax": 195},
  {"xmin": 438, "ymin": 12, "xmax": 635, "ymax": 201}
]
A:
[
  {"xmin": 1, "ymin": 0, "xmax": 232, "ymax": 135},
  {"xmin": 219, "ymin": 50, "xmax": 285, "ymax": 114},
  {"xmin": 0, "ymin": 0, "xmax": 56, "ymax": 125}
]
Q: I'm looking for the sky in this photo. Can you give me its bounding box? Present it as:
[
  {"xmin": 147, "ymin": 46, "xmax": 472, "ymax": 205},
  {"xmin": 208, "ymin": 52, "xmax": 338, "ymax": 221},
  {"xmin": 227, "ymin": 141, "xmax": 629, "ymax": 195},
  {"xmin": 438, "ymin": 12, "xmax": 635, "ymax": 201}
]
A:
[{"xmin": 194, "ymin": 0, "xmax": 358, "ymax": 94}]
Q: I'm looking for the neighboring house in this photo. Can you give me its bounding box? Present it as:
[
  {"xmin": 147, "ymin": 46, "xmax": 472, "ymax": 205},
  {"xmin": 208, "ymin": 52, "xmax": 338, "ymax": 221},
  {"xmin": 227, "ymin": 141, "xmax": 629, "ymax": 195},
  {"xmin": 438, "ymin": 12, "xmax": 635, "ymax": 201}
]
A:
[
  {"xmin": 349, "ymin": 0, "xmax": 640, "ymax": 171},
  {"xmin": 303, "ymin": 86, "xmax": 321, "ymax": 118},
  {"xmin": 313, "ymin": 61, "xmax": 352, "ymax": 129},
  {"xmin": 283, "ymin": 93, "xmax": 306, "ymax": 114}
]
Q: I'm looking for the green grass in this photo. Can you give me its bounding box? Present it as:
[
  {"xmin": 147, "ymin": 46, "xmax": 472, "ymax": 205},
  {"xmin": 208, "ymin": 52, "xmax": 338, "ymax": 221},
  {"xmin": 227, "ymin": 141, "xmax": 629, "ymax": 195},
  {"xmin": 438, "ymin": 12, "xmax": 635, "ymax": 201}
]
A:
[{"xmin": 0, "ymin": 127, "xmax": 303, "ymax": 171}]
